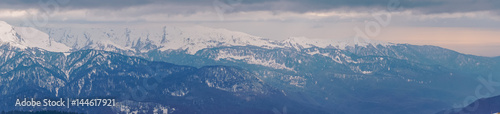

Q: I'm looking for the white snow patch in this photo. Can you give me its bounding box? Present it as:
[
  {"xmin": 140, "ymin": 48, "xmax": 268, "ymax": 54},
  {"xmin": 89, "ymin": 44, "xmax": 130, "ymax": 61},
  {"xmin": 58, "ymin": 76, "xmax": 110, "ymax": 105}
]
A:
[
  {"xmin": 361, "ymin": 71, "xmax": 373, "ymax": 74},
  {"xmin": 216, "ymin": 50, "xmax": 294, "ymax": 71},
  {"xmin": 170, "ymin": 88, "xmax": 189, "ymax": 97},
  {"xmin": 63, "ymin": 52, "xmax": 71, "ymax": 56},
  {"xmin": 284, "ymin": 76, "xmax": 306, "ymax": 87},
  {"xmin": 306, "ymin": 50, "xmax": 320, "ymax": 55}
]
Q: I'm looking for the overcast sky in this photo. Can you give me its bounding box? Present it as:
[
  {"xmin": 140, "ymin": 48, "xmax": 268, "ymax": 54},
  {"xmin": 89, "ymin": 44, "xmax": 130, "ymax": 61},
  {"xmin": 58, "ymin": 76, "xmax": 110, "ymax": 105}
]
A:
[{"xmin": 0, "ymin": 0, "xmax": 499, "ymax": 56}]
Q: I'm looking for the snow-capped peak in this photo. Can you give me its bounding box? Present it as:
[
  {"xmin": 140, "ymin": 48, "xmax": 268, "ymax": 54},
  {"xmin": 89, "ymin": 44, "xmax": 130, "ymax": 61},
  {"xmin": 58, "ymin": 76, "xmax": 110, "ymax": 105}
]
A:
[
  {"xmin": 340, "ymin": 37, "xmax": 393, "ymax": 49},
  {"xmin": 283, "ymin": 37, "xmax": 342, "ymax": 50},
  {"xmin": 282, "ymin": 37, "xmax": 393, "ymax": 50},
  {"xmin": 0, "ymin": 21, "xmax": 25, "ymax": 48},
  {"xmin": 2, "ymin": 20, "xmax": 397, "ymax": 54},
  {"xmin": 43, "ymin": 25, "xmax": 284, "ymax": 54},
  {"xmin": 0, "ymin": 21, "xmax": 71, "ymax": 52},
  {"xmin": 157, "ymin": 26, "xmax": 284, "ymax": 54}
]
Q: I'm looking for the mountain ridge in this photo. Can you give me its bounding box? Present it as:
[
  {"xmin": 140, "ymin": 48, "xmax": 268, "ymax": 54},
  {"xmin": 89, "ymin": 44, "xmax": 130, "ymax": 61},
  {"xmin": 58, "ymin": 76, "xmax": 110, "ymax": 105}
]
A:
[
  {"xmin": 0, "ymin": 48, "xmax": 329, "ymax": 113},
  {"xmin": 1, "ymin": 20, "xmax": 500, "ymax": 114},
  {"xmin": 23, "ymin": 21, "xmax": 395, "ymax": 55},
  {"xmin": 0, "ymin": 21, "xmax": 70, "ymax": 52},
  {"xmin": 437, "ymin": 94, "xmax": 500, "ymax": 114}
]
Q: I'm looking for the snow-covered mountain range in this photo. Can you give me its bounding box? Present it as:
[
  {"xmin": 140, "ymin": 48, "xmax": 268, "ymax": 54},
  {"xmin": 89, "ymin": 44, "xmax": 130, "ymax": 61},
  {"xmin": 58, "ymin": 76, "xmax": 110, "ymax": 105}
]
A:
[
  {"xmin": 12, "ymin": 21, "xmax": 390, "ymax": 54},
  {"xmin": 1, "ymin": 20, "xmax": 500, "ymax": 114},
  {"xmin": 0, "ymin": 21, "xmax": 70, "ymax": 52},
  {"xmin": 1, "ymin": 20, "xmax": 498, "ymax": 86},
  {"xmin": 2, "ymin": 21, "xmax": 399, "ymax": 72}
]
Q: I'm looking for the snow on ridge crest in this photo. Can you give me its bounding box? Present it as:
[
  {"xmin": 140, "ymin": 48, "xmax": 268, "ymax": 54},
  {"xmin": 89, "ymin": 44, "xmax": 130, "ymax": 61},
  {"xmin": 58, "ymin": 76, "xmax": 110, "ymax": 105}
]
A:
[
  {"xmin": 215, "ymin": 50, "xmax": 294, "ymax": 71},
  {"xmin": 157, "ymin": 26, "xmax": 285, "ymax": 54},
  {"xmin": 0, "ymin": 21, "xmax": 70, "ymax": 52},
  {"xmin": 44, "ymin": 25, "xmax": 285, "ymax": 54},
  {"xmin": 283, "ymin": 36, "xmax": 394, "ymax": 50},
  {"xmin": 0, "ymin": 20, "xmax": 394, "ymax": 54},
  {"xmin": 43, "ymin": 24, "xmax": 393, "ymax": 55},
  {"xmin": 0, "ymin": 21, "xmax": 25, "ymax": 48}
]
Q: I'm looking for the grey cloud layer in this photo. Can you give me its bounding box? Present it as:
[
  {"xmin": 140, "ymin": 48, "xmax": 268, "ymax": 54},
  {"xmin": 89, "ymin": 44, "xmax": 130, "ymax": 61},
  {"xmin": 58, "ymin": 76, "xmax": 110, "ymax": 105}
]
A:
[{"xmin": 1, "ymin": 0, "xmax": 499, "ymax": 14}]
